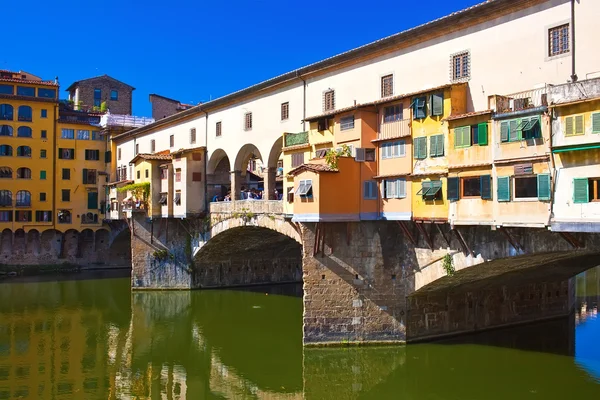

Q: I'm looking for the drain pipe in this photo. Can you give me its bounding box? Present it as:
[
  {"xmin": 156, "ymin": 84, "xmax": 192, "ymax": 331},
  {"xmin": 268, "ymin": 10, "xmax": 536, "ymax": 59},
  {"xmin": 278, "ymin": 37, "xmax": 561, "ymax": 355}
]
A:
[{"xmin": 570, "ymin": 0, "xmax": 577, "ymax": 82}]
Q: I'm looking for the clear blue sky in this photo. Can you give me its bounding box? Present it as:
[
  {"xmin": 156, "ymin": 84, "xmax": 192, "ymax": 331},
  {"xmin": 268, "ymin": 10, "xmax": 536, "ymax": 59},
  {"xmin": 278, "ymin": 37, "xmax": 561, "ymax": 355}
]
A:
[{"xmin": 1, "ymin": 0, "xmax": 481, "ymax": 117}]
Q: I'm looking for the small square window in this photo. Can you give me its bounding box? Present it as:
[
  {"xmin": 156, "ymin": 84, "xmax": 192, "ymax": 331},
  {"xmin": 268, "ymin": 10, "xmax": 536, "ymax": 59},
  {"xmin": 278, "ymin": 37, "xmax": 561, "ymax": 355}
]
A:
[
  {"xmin": 281, "ymin": 102, "xmax": 289, "ymax": 121},
  {"xmin": 451, "ymin": 51, "xmax": 470, "ymax": 81},
  {"xmin": 62, "ymin": 189, "xmax": 70, "ymax": 202},
  {"xmin": 340, "ymin": 115, "xmax": 355, "ymax": 131},
  {"xmin": 40, "ymin": 149, "xmax": 46, "ymax": 158},
  {"xmin": 381, "ymin": 74, "xmax": 393, "ymax": 98},
  {"xmin": 40, "ymin": 192, "xmax": 46, "ymax": 202},
  {"xmin": 41, "ymin": 109, "xmax": 47, "ymax": 118},
  {"xmin": 514, "ymin": 176, "xmax": 538, "ymax": 199},
  {"xmin": 62, "ymin": 168, "xmax": 70, "ymax": 180},
  {"xmin": 216, "ymin": 121, "xmax": 222, "ymax": 137},
  {"xmin": 548, "ymin": 24, "xmax": 569, "ymax": 57},
  {"xmin": 40, "ymin": 170, "xmax": 46, "ymax": 180},
  {"xmin": 41, "ymin": 130, "xmax": 47, "ymax": 139},
  {"xmin": 244, "ymin": 112, "xmax": 253, "ymax": 131},
  {"xmin": 110, "ymin": 90, "xmax": 118, "ymax": 100}
]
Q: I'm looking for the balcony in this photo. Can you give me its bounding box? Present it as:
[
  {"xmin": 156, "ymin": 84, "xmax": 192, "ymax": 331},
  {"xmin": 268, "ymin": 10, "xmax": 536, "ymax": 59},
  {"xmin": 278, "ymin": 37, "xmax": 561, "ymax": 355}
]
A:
[
  {"xmin": 492, "ymin": 87, "xmax": 549, "ymax": 118},
  {"xmin": 210, "ymin": 199, "xmax": 283, "ymax": 215},
  {"xmin": 58, "ymin": 114, "xmax": 102, "ymax": 126},
  {"xmin": 377, "ymin": 118, "xmax": 411, "ymax": 141},
  {"xmin": 284, "ymin": 131, "xmax": 309, "ymax": 148}
]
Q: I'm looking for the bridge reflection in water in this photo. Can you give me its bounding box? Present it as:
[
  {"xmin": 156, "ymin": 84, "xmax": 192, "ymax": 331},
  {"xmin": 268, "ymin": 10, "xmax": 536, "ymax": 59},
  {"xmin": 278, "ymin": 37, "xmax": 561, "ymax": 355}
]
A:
[{"xmin": 0, "ymin": 268, "xmax": 599, "ymax": 399}]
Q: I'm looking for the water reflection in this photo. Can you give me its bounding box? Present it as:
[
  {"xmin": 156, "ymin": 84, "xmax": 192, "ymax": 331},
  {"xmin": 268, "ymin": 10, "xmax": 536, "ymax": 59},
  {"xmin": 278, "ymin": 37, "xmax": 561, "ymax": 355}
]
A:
[{"xmin": 0, "ymin": 268, "xmax": 598, "ymax": 399}]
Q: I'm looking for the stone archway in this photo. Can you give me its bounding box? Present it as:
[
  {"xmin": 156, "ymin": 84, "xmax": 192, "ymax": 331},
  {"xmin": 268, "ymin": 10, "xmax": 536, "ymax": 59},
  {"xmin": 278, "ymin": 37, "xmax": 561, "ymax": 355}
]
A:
[
  {"xmin": 207, "ymin": 149, "xmax": 232, "ymax": 201},
  {"xmin": 13, "ymin": 229, "xmax": 25, "ymax": 254},
  {"xmin": 63, "ymin": 229, "xmax": 79, "ymax": 259},
  {"xmin": 232, "ymin": 143, "xmax": 263, "ymax": 200},
  {"xmin": 26, "ymin": 229, "xmax": 41, "ymax": 255},
  {"xmin": 264, "ymin": 136, "xmax": 284, "ymax": 200},
  {"xmin": 1, "ymin": 229, "xmax": 12, "ymax": 254},
  {"xmin": 40, "ymin": 229, "xmax": 60, "ymax": 255}
]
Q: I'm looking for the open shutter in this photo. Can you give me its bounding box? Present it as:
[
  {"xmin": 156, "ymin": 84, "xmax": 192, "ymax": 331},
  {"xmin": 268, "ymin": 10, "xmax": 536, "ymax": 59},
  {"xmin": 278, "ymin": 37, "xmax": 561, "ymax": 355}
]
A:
[
  {"xmin": 573, "ymin": 178, "xmax": 589, "ymax": 204},
  {"xmin": 478, "ymin": 122, "xmax": 488, "ymax": 146},
  {"xmin": 355, "ymin": 148, "xmax": 366, "ymax": 162},
  {"xmin": 454, "ymin": 127, "xmax": 463, "ymax": 148},
  {"xmin": 447, "ymin": 177, "xmax": 460, "ymax": 201},
  {"xmin": 82, "ymin": 168, "xmax": 88, "ymax": 184},
  {"xmin": 592, "ymin": 113, "xmax": 600, "ymax": 134},
  {"xmin": 397, "ymin": 179, "xmax": 406, "ymax": 198},
  {"xmin": 537, "ymin": 174, "xmax": 551, "ymax": 201},
  {"xmin": 437, "ymin": 135, "xmax": 444, "ymax": 156},
  {"xmin": 429, "ymin": 135, "xmax": 437, "ymax": 157},
  {"xmin": 88, "ymin": 192, "xmax": 98, "ymax": 209},
  {"xmin": 497, "ymin": 176, "xmax": 511, "ymax": 202},
  {"xmin": 575, "ymin": 115, "xmax": 584, "ymax": 135},
  {"xmin": 508, "ymin": 120, "xmax": 518, "ymax": 142},
  {"xmin": 420, "ymin": 137, "xmax": 427, "ymax": 159},
  {"xmin": 500, "ymin": 122, "xmax": 509, "ymax": 142},
  {"xmin": 480, "ymin": 175, "xmax": 492, "ymax": 199},
  {"xmin": 430, "ymin": 93, "xmax": 444, "ymax": 116},
  {"xmin": 565, "ymin": 116, "xmax": 574, "ymax": 136}
]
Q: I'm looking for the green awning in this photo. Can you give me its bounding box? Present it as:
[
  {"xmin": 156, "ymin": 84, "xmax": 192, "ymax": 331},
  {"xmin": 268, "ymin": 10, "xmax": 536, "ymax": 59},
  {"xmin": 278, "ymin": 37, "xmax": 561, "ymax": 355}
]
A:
[{"xmin": 552, "ymin": 143, "xmax": 600, "ymax": 153}]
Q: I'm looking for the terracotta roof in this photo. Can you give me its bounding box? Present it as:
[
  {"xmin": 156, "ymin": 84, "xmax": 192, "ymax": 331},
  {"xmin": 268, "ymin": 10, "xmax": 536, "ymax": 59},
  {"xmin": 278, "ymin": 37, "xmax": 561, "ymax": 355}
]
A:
[
  {"xmin": 171, "ymin": 146, "xmax": 206, "ymax": 156},
  {"xmin": 444, "ymin": 110, "xmax": 493, "ymax": 121},
  {"xmin": 494, "ymin": 155, "xmax": 549, "ymax": 165},
  {"xmin": 373, "ymin": 172, "xmax": 411, "ymax": 179},
  {"xmin": 448, "ymin": 162, "xmax": 492, "ymax": 169},
  {"xmin": 282, "ymin": 143, "xmax": 311, "ymax": 152},
  {"xmin": 0, "ymin": 77, "xmax": 58, "ymax": 86},
  {"xmin": 411, "ymin": 170, "xmax": 448, "ymax": 177},
  {"xmin": 105, "ymin": 179, "xmax": 134, "ymax": 186},
  {"xmin": 130, "ymin": 153, "xmax": 173, "ymax": 164},
  {"xmin": 371, "ymin": 132, "xmax": 411, "ymax": 143},
  {"xmin": 287, "ymin": 163, "xmax": 338, "ymax": 176}
]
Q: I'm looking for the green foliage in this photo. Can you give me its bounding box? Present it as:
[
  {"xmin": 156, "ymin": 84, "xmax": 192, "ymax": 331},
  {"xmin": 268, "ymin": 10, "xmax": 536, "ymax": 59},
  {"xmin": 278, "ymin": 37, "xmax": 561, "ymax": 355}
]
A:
[
  {"xmin": 231, "ymin": 208, "xmax": 255, "ymax": 222},
  {"xmin": 325, "ymin": 144, "xmax": 352, "ymax": 169},
  {"xmin": 442, "ymin": 253, "xmax": 455, "ymax": 277},
  {"xmin": 117, "ymin": 182, "xmax": 150, "ymax": 199},
  {"xmin": 100, "ymin": 101, "xmax": 107, "ymax": 112},
  {"xmin": 152, "ymin": 249, "xmax": 174, "ymax": 261}
]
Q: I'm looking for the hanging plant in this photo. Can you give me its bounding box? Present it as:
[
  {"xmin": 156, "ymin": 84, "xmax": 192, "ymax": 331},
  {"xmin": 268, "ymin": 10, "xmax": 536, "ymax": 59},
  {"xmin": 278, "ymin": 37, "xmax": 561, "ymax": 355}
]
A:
[
  {"xmin": 442, "ymin": 253, "xmax": 455, "ymax": 277},
  {"xmin": 325, "ymin": 144, "xmax": 352, "ymax": 169}
]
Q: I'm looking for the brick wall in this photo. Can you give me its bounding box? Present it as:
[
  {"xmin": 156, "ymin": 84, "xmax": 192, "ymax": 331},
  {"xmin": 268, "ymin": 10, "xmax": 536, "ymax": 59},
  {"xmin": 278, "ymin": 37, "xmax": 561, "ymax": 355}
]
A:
[
  {"xmin": 150, "ymin": 95, "xmax": 180, "ymax": 120},
  {"xmin": 70, "ymin": 76, "xmax": 133, "ymax": 115}
]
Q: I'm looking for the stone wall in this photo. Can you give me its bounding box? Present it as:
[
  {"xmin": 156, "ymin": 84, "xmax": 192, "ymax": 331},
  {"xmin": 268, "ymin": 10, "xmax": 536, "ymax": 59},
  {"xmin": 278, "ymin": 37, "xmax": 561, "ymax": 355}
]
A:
[
  {"xmin": 71, "ymin": 76, "xmax": 133, "ymax": 115},
  {"xmin": 149, "ymin": 94, "xmax": 180, "ymax": 120}
]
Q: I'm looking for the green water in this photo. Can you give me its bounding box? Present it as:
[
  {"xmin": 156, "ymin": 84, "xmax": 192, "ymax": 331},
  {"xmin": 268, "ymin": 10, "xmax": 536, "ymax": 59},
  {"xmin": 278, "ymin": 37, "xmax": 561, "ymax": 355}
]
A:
[{"xmin": 0, "ymin": 269, "xmax": 599, "ymax": 399}]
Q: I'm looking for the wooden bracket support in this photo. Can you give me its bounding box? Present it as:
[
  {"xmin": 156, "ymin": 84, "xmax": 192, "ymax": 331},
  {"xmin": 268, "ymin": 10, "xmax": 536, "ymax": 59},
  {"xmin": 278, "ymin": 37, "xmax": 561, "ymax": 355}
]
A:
[
  {"xmin": 397, "ymin": 221, "xmax": 417, "ymax": 246},
  {"xmin": 499, "ymin": 227, "xmax": 524, "ymax": 253},
  {"xmin": 415, "ymin": 222, "xmax": 434, "ymax": 250},
  {"xmin": 452, "ymin": 227, "xmax": 474, "ymax": 257},
  {"xmin": 313, "ymin": 223, "xmax": 321, "ymax": 257},
  {"xmin": 559, "ymin": 231, "xmax": 584, "ymax": 249},
  {"xmin": 436, "ymin": 223, "xmax": 451, "ymax": 248}
]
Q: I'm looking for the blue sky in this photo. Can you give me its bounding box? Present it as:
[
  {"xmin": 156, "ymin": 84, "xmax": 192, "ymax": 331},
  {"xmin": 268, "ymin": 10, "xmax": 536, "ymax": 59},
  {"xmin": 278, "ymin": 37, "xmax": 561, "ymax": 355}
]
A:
[{"xmin": 1, "ymin": 0, "xmax": 482, "ymax": 116}]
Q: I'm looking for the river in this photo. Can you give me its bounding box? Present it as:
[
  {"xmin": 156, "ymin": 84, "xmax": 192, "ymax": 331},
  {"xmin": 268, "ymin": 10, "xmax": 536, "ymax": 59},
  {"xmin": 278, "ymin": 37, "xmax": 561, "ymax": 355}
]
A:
[{"xmin": 0, "ymin": 267, "xmax": 599, "ymax": 399}]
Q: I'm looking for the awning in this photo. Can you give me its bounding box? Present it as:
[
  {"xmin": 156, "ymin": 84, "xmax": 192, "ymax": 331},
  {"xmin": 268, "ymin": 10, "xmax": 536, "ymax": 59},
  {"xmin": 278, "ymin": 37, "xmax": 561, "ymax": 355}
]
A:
[
  {"xmin": 287, "ymin": 187, "xmax": 294, "ymax": 194},
  {"xmin": 159, "ymin": 194, "xmax": 168, "ymax": 205},
  {"xmin": 296, "ymin": 181, "xmax": 312, "ymax": 196},
  {"xmin": 174, "ymin": 192, "xmax": 181, "ymax": 205},
  {"xmin": 552, "ymin": 143, "xmax": 600, "ymax": 153}
]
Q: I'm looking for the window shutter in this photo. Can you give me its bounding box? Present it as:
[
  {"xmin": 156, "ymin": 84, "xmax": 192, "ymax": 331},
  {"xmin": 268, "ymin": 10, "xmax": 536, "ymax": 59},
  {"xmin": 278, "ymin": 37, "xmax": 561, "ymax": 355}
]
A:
[
  {"xmin": 575, "ymin": 115, "xmax": 584, "ymax": 135},
  {"xmin": 500, "ymin": 122, "xmax": 509, "ymax": 142},
  {"xmin": 105, "ymin": 151, "xmax": 111, "ymax": 163},
  {"xmin": 397, "ymin": 179, "xmax": 406, "ymax": 198},
  {"xmin": 480, "ymin": 175, "xmax": 492, "ymax": 199},
  {"xmin": 565, "ymin": 116, "xmax": 574, "ymax": 136},
  {"xmin": 537, "ymin": 174, "xmax": 551, "ymax": 201},
  {"xmin": 573, "ymin": 178, "xmax": 589, "ymax": 204},
  {"xmin": 447, "ymin": 177, "xmax": 460, "ymax": 201},
  {"xmin": 397, "ymin": 141, "xmax": 405, "ymax": 157},
  {"xmin": 478, "ymin": 122, "xmax": 488, "ymax": 145},
  {"xmin": 592, "ymin": 113, "xmax": 600, "ymax": 134},
  {"xmin": 430, "ymin": 93, "xmax": 444, "ymax": 116},
  {"xmin": 391, "ymin": 142, "xmax": 399, "ymax": 158},
  {"xmin": 429, "ymin": 136, "xmax": 436, "ymax": 157},
  {"xmin": 454, "ymin": 127, "xmax": 462, "ymax": 148},
  {"xmin": 88, "ymin": 192, "xmax": 98, "ymax": 209},
  {"xmin": 82, "ymin": 168, "xmax": 88, "ymax": 184},
  {"xmin": 509, "ymin": 119, "xmax": 519, "ymax": 141},
  {"xmin": 497, "ymin": 176, "xmax": 511, "ymax": 202},
  {"xmin": 420, "ymin": 137, "xmax": 427, "ymax": 159},
  {"xmin": 385, "ymin": 180, "xmax": 396, "ymax": 199},
  {"xmin": 355, "ymin": 148, "xmax": 366, "ymax": 162},
  {"xmin": 437, "ymin": 135, "xmax": 444, "ymax": 156},
  {"xmin": 363, "ymin": 181, "xmax": 370, "ymax": 199}
]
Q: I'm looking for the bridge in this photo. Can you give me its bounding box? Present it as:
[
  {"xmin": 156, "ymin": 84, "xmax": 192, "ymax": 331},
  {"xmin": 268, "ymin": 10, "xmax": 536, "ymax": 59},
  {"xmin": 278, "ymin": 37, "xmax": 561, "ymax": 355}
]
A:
[{"xmin": 128, "ymin": 198, "xmax": 600, "ymax": 344}]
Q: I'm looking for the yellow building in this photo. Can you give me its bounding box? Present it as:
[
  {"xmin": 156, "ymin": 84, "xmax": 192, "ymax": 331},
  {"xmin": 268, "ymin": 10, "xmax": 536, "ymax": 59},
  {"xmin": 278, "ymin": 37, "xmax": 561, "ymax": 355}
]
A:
[{"xmin": 0, "ymin": 70, "xmax": 58, "ymax": 231}]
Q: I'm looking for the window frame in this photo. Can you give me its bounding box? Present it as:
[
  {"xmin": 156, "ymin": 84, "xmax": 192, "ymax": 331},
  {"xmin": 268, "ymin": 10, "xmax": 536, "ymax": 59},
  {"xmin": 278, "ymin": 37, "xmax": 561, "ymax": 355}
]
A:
[
  {"xmin": 190, "ymin": 128, "xmax": 196, "ymax": 144},
  {"xmin": 451, "ymin": 50, "xmax": 470, "ymax": 82},
  {"xmin": 513, "ymin": 175, "xmax": 539, "ymax": 201},
  {"xmin": 216, "ymin": 121, "xmax": 222, "ymax": 137},
  {"xmin": 381, "ymin": 74, "xmax": 394, "ymax": 98},
  {"xmin": 363, "ymin": 180, "xmax": 378, "ymax": 200},
  {"xmin": 281, "ymin": 102, "xmax": 289, "ymax": 121},
  {"xmin": 547, "ymin": 22, "xmax": 570, "ymax": 58},
  {"xmin": 323, "ymin": 90, "xmax": 335, "ymax": 112},
  {"xmin": 461, "ymin": 176, "xmax": 481, "ymax": 198},
  {"xmin": 340, "ymin": 115, "xmax": 355, "ymax": 131},
  {"xmin": 244, "ymin": 112, "xmax": 253, "ymax": 131},
  {"xmin": 110, "ymin": 90, "xmax": 118, "ymax": 101}
]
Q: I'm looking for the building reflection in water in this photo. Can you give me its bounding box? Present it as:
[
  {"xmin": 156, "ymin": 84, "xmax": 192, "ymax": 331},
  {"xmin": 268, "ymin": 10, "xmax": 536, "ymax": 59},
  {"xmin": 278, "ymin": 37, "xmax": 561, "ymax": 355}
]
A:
[{"xmin": 0, "ymin": 270, "xmax": 599, "ymax": 399}]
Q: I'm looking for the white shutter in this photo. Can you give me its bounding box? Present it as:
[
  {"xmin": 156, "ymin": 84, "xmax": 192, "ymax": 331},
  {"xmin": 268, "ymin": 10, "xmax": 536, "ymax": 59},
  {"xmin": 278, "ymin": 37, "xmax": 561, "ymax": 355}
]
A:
[
  {"xmin": 355, "ymin": 148, "xmax": 366, "ymax": 162},
  {"xmin": 385, "ymin": 180, "xmax": 396, "ymax": 199},
  {"xmin": 397, "ymin": 179, "xmax": 406, "ymax": 198},
  {"xmin": 398, "ymin": 141, "xmax": 406, "ymax": 157}
]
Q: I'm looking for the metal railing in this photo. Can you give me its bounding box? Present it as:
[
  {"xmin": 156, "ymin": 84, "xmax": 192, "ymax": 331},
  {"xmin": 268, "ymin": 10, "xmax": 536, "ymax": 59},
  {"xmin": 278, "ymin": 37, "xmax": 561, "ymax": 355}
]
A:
[
  {"xmin": 284, "ymin": 131, "xmax": 309, "ymax": 147},
  {"xmin": 378, "ymin": 118, "xmax": 411, "ymax": 140},
  {"xmin": 498, "ymin": 87, "xmax": 549, "ymax": 113}
]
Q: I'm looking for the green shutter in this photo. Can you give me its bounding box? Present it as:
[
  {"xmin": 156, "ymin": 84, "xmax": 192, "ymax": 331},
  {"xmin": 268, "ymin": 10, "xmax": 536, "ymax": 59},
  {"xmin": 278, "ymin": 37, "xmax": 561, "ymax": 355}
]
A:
[
  {"xmin": 437, "ymin": 135, "xmax": 444, "ymax": 156},
  {"xmin": 40, "ymin": 170, "xmax": 46, "ymax": 180},
  {"xmin": 88, "ymin": 192, "xmax": 98, "ymax": 209},
  {"xmin": 500, "ymin": 121, "xmax": 509, "ymax": 142},
  {"xmin": 415, "ymin": 137, "xmax": 427, "ymax": 159},
  {"xmin": 575, "ymin": 115, "xmax": 584, "ymax": 135},
  {"xmin": 592, "ymin": 113, "xmax": 600, "ymax": 134},
  {"xmin": 431, "ymin": 93, "xmax": 444, "ymax": 116},
  {"xmin": 82, "ymin": 168, "xmax": 88, "ymax": 184},
  {"xmin": 429, "ymin": 135, "xmax": 437, "ymax": 157},
  {"xmin": 509, "ymin": 119, "xmax": 519, "ymax": 142},
  {"xmin": 573, "ymin": 178, "xmax": 589, "ymax": 204},
  {"xmin": 478, "ymin": 122, "xmax": 488, "ymax": 146},
  {"xmin": 497, "ymin": 176, "xmax": 511, "ymax": 202},
  {"xmin": 565, "ymin": 116, "xmax": 574, "ymax": 136},
  {"xmin": 480, "ymin": 175, "xmax": 492, "ymax": 199},
  {"xmin": 413, "ymin": 138, "xmax": 420, "ymax": 159},
  {"xmin": 454, "ymin": 127, "xmax": 462, "ymax": 148},
  {"xmin": 105, "ymin": 151, "xmax": 112, "ymax": 163},
  {"xmin": 537, "ymin": 174, "xmax": 551, "ymax": 201},
  {"xmin": 447, "ymin": 177, "xmax": 460, "ymax": 201}
]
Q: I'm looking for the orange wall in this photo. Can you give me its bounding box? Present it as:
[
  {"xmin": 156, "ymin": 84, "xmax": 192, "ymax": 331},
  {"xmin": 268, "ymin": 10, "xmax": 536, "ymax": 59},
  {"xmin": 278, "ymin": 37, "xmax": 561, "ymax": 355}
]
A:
[
  {"xmin": 378, "ymin": 137, "xmax": 412, "ymax": 177},
  {"xmin": 448, "ymin": 167, "xmax": 494, "ymax": 224},
  {"xmin": 292, "ymin": 170, "xmax": 320, "ymax": 217},
  {"xmin": 321, "ymin": 157, "xmax": 360, "ymax": 218}
]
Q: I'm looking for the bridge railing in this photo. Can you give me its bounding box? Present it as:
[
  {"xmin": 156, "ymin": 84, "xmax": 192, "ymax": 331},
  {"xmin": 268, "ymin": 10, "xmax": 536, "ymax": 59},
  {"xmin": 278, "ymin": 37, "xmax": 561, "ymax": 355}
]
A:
[{"xmin": 210, "ymin": 200, "xmax": 283, "ymax": 215}]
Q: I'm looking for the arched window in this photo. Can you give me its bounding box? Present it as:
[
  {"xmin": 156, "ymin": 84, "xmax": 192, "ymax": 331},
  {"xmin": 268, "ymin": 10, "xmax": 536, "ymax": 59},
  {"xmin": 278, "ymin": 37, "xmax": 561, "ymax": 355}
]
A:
[
  {"xmin": 17, "ymin": 126, "xmax": 32, "ymax": 138},
  {"xmin": 0, "ymin": 125, "xmax": 12, "ymax": 136},
  {"xmin": 0, "ymin": 190, "xmax": 11, "ymax": 206},
  {"xmin": 0, "ymin": 167, "xmax": 12, "ymax": 178},
  {"xmin": 16, "ymin": 167, "xmax": 31, "ymax": 179},
  {"xmin": 0, "ymin": 104, "xmax": 13, "ymax": 121},
  {"xmin": 0, "ymin": 145, "xmax": 11, "ymax": 156},
  {"xmin": 16, "ymin": 146, "xmax": 31, "ymax": 157},
  {"xmin": 16, "ymin": 190, "xmax": 31, "ymax": 206},
  {"xmin": 18, "ymin": 106, "xmax": 32, "ymax": 122},
  {"xmin": 58, "ymin": 210, "xmax": 71, "ymax": 223}
]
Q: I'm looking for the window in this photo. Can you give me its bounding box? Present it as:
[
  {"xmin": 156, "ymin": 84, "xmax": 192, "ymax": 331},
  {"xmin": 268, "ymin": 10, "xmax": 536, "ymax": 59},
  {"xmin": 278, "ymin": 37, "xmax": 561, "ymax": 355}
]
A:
[
  {"xmin": 323, "ymin": 90, "xmax": 335, "ymax": 111},
  {"xmin": 17, "ymin": 126, "xmax": 32, "ymax": 138},
  {"xmin": 514, "ymin": 176, "xmax": 539, "ymax": 199},
  {"xmin": 451, "ymin": 51, "xmax": 470, "ymax": 81},
  {"xmin": 174, "ymin": 191, "xmax": 182, "ymax": 205},
  {"xmin": 381, "ymin": 141, "xmax": 405, "ymax": 159},
  {"xmin": 15, "ymin": 211, "xmax": 32, "ymax": 222},
  {"xmin": 40, "ymin": 192, "xmax": 46, "ymax": 202},
  {"xmin": 159, "ymin": 193, "xmax": 168, "ymax": 205},
  {"xmin": 41, "ymin": 130, "xmax": 47, "ymax": 139},
  {"xmin": 17, "ymin": 86, "xmax": 35, "ymax": 97},
  {"xmin": 412, "ymin": 97, "xmax": 426, "ymax": 119},
  {"xmin": 110, "ymin": 90, "xmax": 118, "ymax": 100},
  {"xmin": 151, "ymin": 139, "xmax": 156, "ymax": 153},
  {"xmin": 0, "ymin": 211, "xmax": 11, "ymax": 222},
  {"xmin": 16, "ymin": 190, "xmax": 31, "ymax": 206},
  {"xmin": 62, "ymin": 169, "xmax": 70, "ymax": 180},
  {"xmin": 0, "ymin": 125, "xmax": 12, "ymax": 136},
  {"xmin": 500, "ymin": 116, "xmax": 541, "ymax": 142},
  {"xmin": 0, "ymin": 104, "xmax": 13, "ymax": 120},
  {"xmin": 58, "ymin": 148, "xmax": 75, "ymax": 159},
  {"xmin": 549, "ymin": 23, "xmax": 569, "ymax": 57},
  {"xmin": 429, "ymin": 134, "xmax": 444, "ymax": 157},
  {"xmin": 18, "ymin": 106, "xmax": 32, "ymax": 121},
  {"xmin": 291, "ymin": 152, "xmax": 304, "ymax": 168},
  {"xmin": 383, "ymin": 105, "xmax": 402, "ymax": 123},
  {"xmin": 85, "ymin": 149, "xmax": 100, "ymax": 160},
  {"xmin": 161, "ymin": 168, "xmax": 168, "ymax": 180},
  {"xmin": 61, "ymin": 129, "xmax": 74, "ymax": 139},
  {"xmin": 461, "ymin": 177, "xmax": 481, "ymax": 197},
  {"xmin": 92, "ymin": 130, "xmax": 102, "ymax": 141},
  {"xmin": 455, "ymin": 123, "xmax": 488, "ymax": 148},
  {"xmin": 281, "ymin": 102, "xmax": 289, "ymax": 120},
  {"xmin": 170, "ymin": 135, "xmax": 174, "ymax": 147},
  {"xmin": 296, "ymin": 180, "xmax": 313, "ymax": 197},
  {"xmin": 40, "ymin": 109, "xmax": 47, "ymax": 118},
  {"xmin": 0, "ymin": 167, "xmax": 11, "ymax": 178},
  {"xmin": 94, "ymin": 89, "xmax": 101, "ymax": 107},
  {"xmin": 363, "ymin": 181, "xmax": 378, "ymax": 200},
  {"xmin": 336, "ymin": 116, "xmax": 354, "ymax": 132},
  {"xmin": 381, "ymin": 74, "xmax": 393, "ymax": 98},
  {"xmin": 244, "ymin": 112, "xmax": 253, "ymax": 131},
  {"xmin": 136, "ymin": 170, "xmax": 141, "ymax": 179},
  {"xmin": 135, "ymin": 144, "xmax": 139, "ymax": 155},
  {"xmin": 592, "ymin": 113, "xmax": 600, "ymax": 134},
  {"xmin": 16, "ymin": 146, "xmax": 31, "ymax": 157},
  {"xmin": 500, "ymin": 174, "xmax": 550, "ymax": 201},
  {"xmin": 193, "ymin": 172, "xmax": 202, "ymax": 182},
  {"xmin": 0, "ymin": 145, "xmax": 12, "ymax": 156},
  {"xmin": 35, "ymin": 211, "xmax": 52, "ymax": 222},
  {"xmin": 87, "ymin": 192, "xmax": 98, "ymax": 209},
  {"xmin": 175, "ymin": 169, "xmax": 181, "ymax": 182},
  {"xmin": 216, "ymin": 121, "xmax": 222, "ymax": 137},
  {"xmin": 37, "ymin": 88, "xmax": 56, "ymax": 99},
  {"xmin": 190, "ymin": 128, "xmax": 196, "ymax": 144},
  {"xmin": 16, "ymin": 168, "xmax": 31, "ymax": 179},
  {"xmin": 77, "ymin": 130, "xmax": 90, "ymax": 140},
  {"xmin": 0, "ymin": 85, "xmax": 13, "ymax": 95},
  {"xmin": 430, "ymin": 93, "xmax": 444, "ymax": 117},
  {"xmin": 62, "ymin": 190, "xmax": 71, "ymax": 202},
  {"xmin": 58, "ymin": 209, "xmax": 71, "ymax": 223},
  {"xmin": 40, "ymin": 170, "xmax": 46, "ymax": 180},
  {"xmin": 365, "ymin": 148, "xmax": 375, "ymax": 161},
  {"xmin": 82, "ymin": 169, "xmax": 97, "ymax": 184},
  {"xmin": 565, "ymin": 115, "xmax": 585, "ymax": 136},
  {"xmin": 145, "ymin": 169, "xmax": 149, "ymax": 178},
  {"xmin": 384, "ymin": 179, "xmax": 407, "ymax": 199},
  {"xmin": 40, "ymin": 149, "xmax": 46, "ymax": 158},
  {"xmin": 573, "ymin": 178, "xmax": 600, "ymax": 204},
  {"xmin": 118, "ymin": 148, "xmax": 122, "ymax": 160},
  {"xmin": 417, "ymin": 180, "xmax": 442, "ymax": 201},
  {"xmin": 413, "ymin": 137, "xmax": 427, "ymax": 160},
  {"xmin": 0, "ymin": 190, "xmax": 11, "ymax": 206}
]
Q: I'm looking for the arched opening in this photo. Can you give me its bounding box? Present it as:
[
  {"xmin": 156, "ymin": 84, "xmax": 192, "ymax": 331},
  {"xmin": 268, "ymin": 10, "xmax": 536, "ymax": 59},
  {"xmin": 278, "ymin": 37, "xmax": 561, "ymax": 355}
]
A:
[
  {"xmin": 206, "ymin": 149, "xmax": 231, "ymax": 202},
  {"xmin": 233, "ymin": 144, "xmax": 264, "ymax": 200},
  {"xmin": 16, "ymin": 146, "xmax": 31, "ymax": 157},
  {"xmin": 80, "ymin": 229, "xmax": 94, "ymax": 256},
  {"xmin": 108, "ymin": 227, "xmax": 131, "ymax": 266},
  {"xmin": 41, "ymin": 229, "xmax": 60, "ymax": 255},
  {"xmin": 0, "ymin": 144, "xmax": 12, "ymax": 155},
  {"xmin": 0, "ymin": 104, "xmax": 13, "ymax": 121},
  {"xmin": 265, "ymin": 136, "xmax": 284, "ymax": 200},
  {"xmin": 17, "ymin": 106, "xmax": 32, "ymax": 122},
  {"xmin": 26, "ymin": 229, "xmax": 40, "ymax": 254},
  {"xmin": 63, "ymin": 229, "xmax": 79, "ymax": 258},
  {"xmin": 13, "ymin": 229, "xmax": 25, "ymax": 253},
  {"xmin": 1, "ymin": 229, "xmax": 12, "ymax": 254},
  {"xmin": 0, "ymin": 167, "xmax": 12, "ymax": 179}
]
